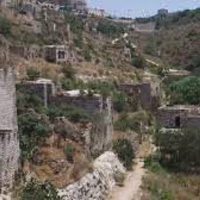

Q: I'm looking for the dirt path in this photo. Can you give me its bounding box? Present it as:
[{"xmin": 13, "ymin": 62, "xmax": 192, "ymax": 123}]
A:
[{"xmin": 108, "ymin": 158, "xmax": 145, "ymax": 200}]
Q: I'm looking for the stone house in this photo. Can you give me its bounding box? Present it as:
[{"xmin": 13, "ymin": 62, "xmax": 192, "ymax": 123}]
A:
[
  {"xmin": 44, "ymin": 45, "xmax": 69, "ymax": 63},
  {"xmin": 157, "ymin": 105, "xmax": 200, "ymax": 129},
  {"xmin": 0, "ymin": 68, "xmax": 20, "ymax": 190}
]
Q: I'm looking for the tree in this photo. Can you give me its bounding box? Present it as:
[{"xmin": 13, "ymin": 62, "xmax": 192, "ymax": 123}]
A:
[
  {"xmin": 169, "ymin": 76, "xmax": 200, "ymax": 105},
  {"xmin": 113, "ymin": 139, "xmax": 135, "ymax": 170}
]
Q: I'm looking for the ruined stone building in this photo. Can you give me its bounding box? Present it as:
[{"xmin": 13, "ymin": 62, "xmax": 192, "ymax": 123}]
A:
[
  {"xmin": 119, "ymin": 83, "xmax": 152, "ymax": 110},
  {"xmin": 50, "ymin": 90, "xmax": 113, "ymax": 156},
  {"xmin": 157, "ymin": 105, "xmax": 200, "ymax": 129},
  {"xmin": 0, "ymin": 68, "xmax": 20, "ymax": 190},
  {"xmin": 18, "ymin": 79, "xmax": 113, "ymax": 156},
  {"xmin": 18, "ymin": 78, "xmax": 56, "ymax": 107},
  {"xmin": 44, "ymin": 45, "xmax": 71, "ymax": 63}
]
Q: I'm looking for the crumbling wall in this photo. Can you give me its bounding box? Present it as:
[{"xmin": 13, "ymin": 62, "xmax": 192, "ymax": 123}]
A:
[
  {"xmin": 51, "ymin": 95, "xmax": 113, "ymax": 156},
  {"xmin": 0, "ymin": 68, "xmax": 20, "ymax": 190},
  {"xmin": 119, "ymin": 83, "xmax": 152, "ymax": 110},
  {"xmin": 58, "ymin": 151, "xmax": 125, "ymax": 200}
]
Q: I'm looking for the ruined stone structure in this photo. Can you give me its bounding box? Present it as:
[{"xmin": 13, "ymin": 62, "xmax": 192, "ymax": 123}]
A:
[
  {"xmin": 119, "ymin": 83, "xmax": 152, "ymax": 110},
  {"xmin": 10, "ymin": 45, "xmax": 42, "ymax": 60},
  {"xmin": 51, "ymin": 90, "xmax": 113, "ymax": 156},
  {"xmin": 157, "ymin": 105, "xmax": 200, "ymax": 129},
  {"xmin": 18, "ymin": 78, "xmax": 56, "ymax": 107},
  {"xmin": 44, "ymin": 45, "xmax": 70, "ymax": 63},
  {"xmin": 58, "ymin": 151, "xmax": 125, "ymax": 200},
  {"xmin": 0, "ymin": 68, "xmax": 20, "ymax": 190}
]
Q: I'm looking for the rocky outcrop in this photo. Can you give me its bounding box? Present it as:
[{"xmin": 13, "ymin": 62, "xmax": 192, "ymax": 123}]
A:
[{"xmin": 58, "ymin": 152, "xmax": 125, "ymax": 200}]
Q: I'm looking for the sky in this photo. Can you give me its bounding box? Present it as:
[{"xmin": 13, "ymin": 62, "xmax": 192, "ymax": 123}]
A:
[{"xmin": 88, "ymin": 0, "xmax": 200, "ymax": 18}]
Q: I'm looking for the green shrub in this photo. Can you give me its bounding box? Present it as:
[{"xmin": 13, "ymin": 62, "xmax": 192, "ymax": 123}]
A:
[
  {"xmin": 113, "ymin": 139, "xmax": 135, "ymax": 170},
  {"xmin": 62, "ymin": 64, "xmax": 76, "ymax": 79},
  {"xmin": 64, "ymin": 144, "xmax": 75, "ymax": 163},
  {"xmin": 169, "ymin": 76, "xmax": 200, "ymax": 105},
  {"xmin": 18, "ymin": 112, "xmax": 51, "ymax": 160},
  {"xmin": 131, "ymin": 54, "xmax": 146, "ymax": 69},
  {"xmin": 21, "ymin": 179, "xmax": 60, "ymax": 200},
  {"xmin": 0, "ymin": 16, "xmax": 11, "ymax": 36},
  {"xmin": 155, "ymin": 128, "xmax": 200, "ymax": 171},
  {"xmin": 47, "ymin": 104, "xmax": 91, "ymax": 123},
  {"xmin": 113, "ymin": 92, "xmax": 127, "ymax": 112},
  {"xmin": 27, "ymin": 67, "xmax": 40, "ymax": 81}
]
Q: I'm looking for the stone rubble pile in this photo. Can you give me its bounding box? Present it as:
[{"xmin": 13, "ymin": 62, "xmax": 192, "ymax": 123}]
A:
[{"xmin": 58, "ymin": 151, "xmax": 125, "ymax": 200}]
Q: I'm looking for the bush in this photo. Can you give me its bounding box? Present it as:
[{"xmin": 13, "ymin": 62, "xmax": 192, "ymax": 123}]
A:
[
  {"xmin": 62, "ymin": 64, "xmax": 76, "ymax": 79},
  {"xmin": 47, "ymin": 104, "xmax": 91, "ymax": 123},
  {"xmin": 21, "ymin": 179, "xmax": 60, "ymax": 200},
  {"xmin": 27, "ymin": 67, "xmax": 40, "ymax": 81},
  {"xmin": 18, "ymin": 112, "xmax": 51, "ymax": 160},
  {"xmin": 155, "ymin": 128, "xmax": 200, "ymax": 171},
  {"xmin": 131, "ymin": 54, "xmax": 146, "ymax": 69},
  {"xmin": 169, "ymin": 76, "xmax": 200, "ymax": 105},
  {"xmin": 64, "ymin": 144, "xmax": 75, "ymax": 163},
  {"xmin": 113, "ymin": 92, "xmax": 127, "ymax": 112},
  {"xmin": 113, "ymin": 139, "xmax": 135, "ymax": 170},
  {"xmin": 0, "ymin": 16, "xmax": 11, "ymax": 36}
]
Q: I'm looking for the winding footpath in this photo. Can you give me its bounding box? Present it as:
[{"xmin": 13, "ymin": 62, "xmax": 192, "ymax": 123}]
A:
[{"xmin": 108, "ymin": 158, "xmax": 146, "ymax": 200}]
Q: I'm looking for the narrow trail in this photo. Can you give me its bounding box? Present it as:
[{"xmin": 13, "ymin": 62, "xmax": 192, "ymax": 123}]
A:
[{"xmin": 108, "ymin": 158, "xmax": 145, "ymax": 200}]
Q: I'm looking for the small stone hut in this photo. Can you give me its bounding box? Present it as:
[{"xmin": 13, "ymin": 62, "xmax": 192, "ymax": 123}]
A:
[{"xmin": 157, "ymin": 105, "xmax": 200, "ymax": 129}]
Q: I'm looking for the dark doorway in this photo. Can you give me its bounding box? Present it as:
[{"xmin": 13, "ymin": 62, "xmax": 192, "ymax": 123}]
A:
[{"xmin": 175, "ymin": 116, "xmax": 181, "ymax": 128}]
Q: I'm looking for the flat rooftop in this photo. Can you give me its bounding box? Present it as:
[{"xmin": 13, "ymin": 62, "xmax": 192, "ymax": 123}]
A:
[{"xmin": 158, "ymin": 105, "xmax": 200, "ymax": 113}]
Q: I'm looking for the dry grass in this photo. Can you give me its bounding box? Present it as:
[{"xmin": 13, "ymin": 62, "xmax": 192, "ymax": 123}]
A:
[{"xmin": 142, "ymin": 169, "xmax": 200, "ymax": 200}]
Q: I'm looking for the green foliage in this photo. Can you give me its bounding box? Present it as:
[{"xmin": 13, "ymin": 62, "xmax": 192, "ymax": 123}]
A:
[
  {"xmin": 27, "ymin": 67, "xmax": 40, "ymax": 81},
  {"xmin": 47, "ymin": 104, "xmax": 91, "ymax": 123},
  {"xmin": 131, "ymin": 54, "xmax": 146, "ymax": 69},
  {"xmin": 0, "ymin": 16, "xmax": 11, "ymax": 36},
  {"xmin": 113, "ymin": 139, "xmax": 135, "ymax": 170},
  {"xmin": 62, "ymin": 64, "xmax": 76, "ymax": 79},
  {"xmin": 83, "ymin": 48, "xmax": 92, "ymax": 62},
  {"xmin": 21, "ymin": 179, "xmax": 60, "ymax": 200},
  {"xmin": 64, "ymin": 144, "xmax": 75, "ymax": 162},
  {"xmin": 169, "ymin": 76, "xmax": 200, "ymax": 105},
  {"xmin": 17, "ymin": 88, "xmax": 45, "ymax": 114},
  {"xmin": 155, "ymin": 128, "xmax": 200, "ymax": 171},
  {"xmin": 18, "ymin": 112, "xmax": 51, "ymax": 160},
  {"xmin": 97, "ymin": 19, "xmax": 125, "ymax": 37},
  {"xmin": 64, "ymin": 14, "xmax": 84, "ymax": 34},
  {"xmin": 113, "ymin": 92, "xmax": 127, "ymax": 112}
]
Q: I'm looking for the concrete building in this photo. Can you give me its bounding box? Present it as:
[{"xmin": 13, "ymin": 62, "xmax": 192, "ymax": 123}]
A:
[
  {"xmin": 157, "ymin": 105, "xmax": 200, "ymax": 129},
  {"xmin": 0, "ymin": 68, "xmax": 20, "ymax": 190}
]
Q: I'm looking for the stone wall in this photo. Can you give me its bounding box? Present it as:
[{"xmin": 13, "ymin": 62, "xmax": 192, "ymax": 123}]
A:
[
  {"xmin": 18, "ymin": 80, "xmax": 56, "ymax": 107},
  {"xmin": 51, "ymin": 94, "xmax": 113, "ymax": 156},
  {"xmin": 119, "ymin": 83, "xmax": 152, "ymax": 110},
  {"xmin": 58, "ymin": 151, "xmax": 125, "ymax": 200},
  {"xmin": 157, "ymin": 106, "xmax": 200, "ymax": 129},
  {"xmin": 0, "ymin": 68, "xmax": 20, "ymax": 190}
]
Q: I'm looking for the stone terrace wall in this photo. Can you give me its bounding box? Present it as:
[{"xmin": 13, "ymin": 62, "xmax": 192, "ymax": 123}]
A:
[
  {"xmin": 0, "ymin": 68, "xmax": 20, "ymax": 190},
  {"xmin": 58, "ymin": 151, "xmax": 125, "ymax": 200}
]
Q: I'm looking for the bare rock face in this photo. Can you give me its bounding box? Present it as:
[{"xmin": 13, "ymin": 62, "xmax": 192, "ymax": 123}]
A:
[{"xmin": 58, "ymin": 151, "xmax": 125, "ymax": 200}]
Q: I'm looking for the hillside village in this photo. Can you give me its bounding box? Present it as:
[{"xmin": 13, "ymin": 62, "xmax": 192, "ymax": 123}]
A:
[{"xmin": 0, "ymin": 0, "xmax": 200, "ymax": 199}]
